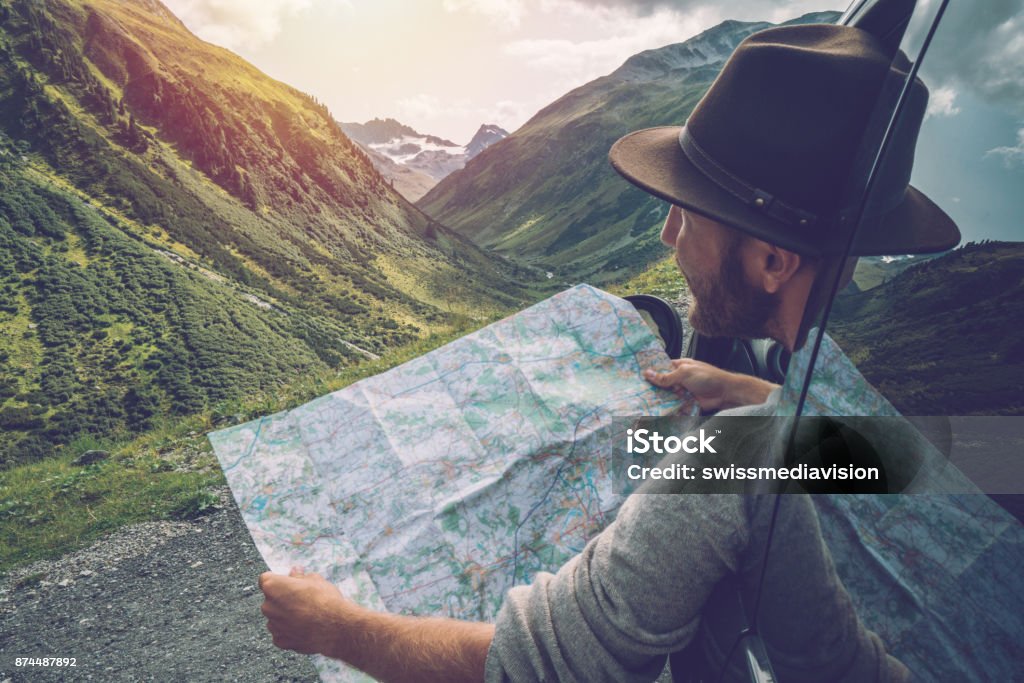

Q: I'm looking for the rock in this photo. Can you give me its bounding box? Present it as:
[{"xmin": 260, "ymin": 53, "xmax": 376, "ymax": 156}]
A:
[{"xmin": 72, "ymin": 450, "xmax": 110, "ymax": 466}]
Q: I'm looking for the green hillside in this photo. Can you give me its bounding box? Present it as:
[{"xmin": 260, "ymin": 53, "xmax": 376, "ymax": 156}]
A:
[
  {"xmin": 0, "ymin": 0, "xmax": 542, "ymax": 464},
  {"xmin": 829, "ymin": 241, "xmax": 1024, "ymax": 416},
  {"xmin": 417, "ymin": 12, "xmax": 840, "ymax": 283}
]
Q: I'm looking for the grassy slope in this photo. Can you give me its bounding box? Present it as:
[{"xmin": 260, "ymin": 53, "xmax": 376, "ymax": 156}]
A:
[
  {"xmin": 2, "ymin": 257, "xmax": 693, "ymax": 572},
  {"xmin": 418, "ymin": 13, "xmax": 839, "ymax": 283},
  {"xmin": 606, "ymin": 254, "xmax": 689, "ymax": 303},
  {"xmin": 830, "ymin": 241, "xmax": 1024, "ymax": 416},
  {"xmin": 851, "ymin": 254, "xmax": 943, "ymax": 290},
  {"xmin": 0, "ymin": 0, "xmax": 549, "ymax": 461},
  {"xmin": 417, "ymin": 70, "xmax": 709, "ymax": 284},
  {"xmin": 0, "ymin": 319, "xmax": 501, "ymax": 572},
  {"xmin": 612, "ymin": 244, "xmax": 1024, "ymax": 418}
]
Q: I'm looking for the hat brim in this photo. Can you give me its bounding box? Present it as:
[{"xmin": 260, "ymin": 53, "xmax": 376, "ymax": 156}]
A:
[
  {"xmin": 608, "ymin": 126, "xmax": 960, "ymax": 256},
  {"xmin": 851, "ymin": 185, "xmax": 960, "ymax": 256}
]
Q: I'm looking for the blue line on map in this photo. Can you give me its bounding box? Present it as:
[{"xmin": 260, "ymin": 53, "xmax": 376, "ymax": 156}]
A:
[
  {"xmin": 510, "ymin": 407, "xmax": 594, "ymax": 584},
  {"xmin": 221, "ymin": 416, "xmax": 267, "ymax": 473}
]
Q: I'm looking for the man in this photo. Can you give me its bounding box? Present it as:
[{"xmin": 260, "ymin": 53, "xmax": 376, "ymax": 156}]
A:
[{"xmin": 260, "ymin": 23, "xmax": 957, "ymax": 682}]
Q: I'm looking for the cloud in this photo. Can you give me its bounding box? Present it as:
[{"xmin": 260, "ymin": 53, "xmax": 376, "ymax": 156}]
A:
[
  {"xmin": 442, "ymin": 0, "xmax": 527, "ymax": 28},
  {"xmin": 986, "ymin": 127, "xmax": 1024, "ymax": 169},
  {"xmin": 504, "ymin": 4, "xmax": 715, "ymax": 85},
  {"xmin": 161, "ymin": 0, "xmax": 345, "ymax": 49},
  {"xmin": 395, "ymin": 94, "xmax": 538, "ymax": 140},
  {"xmin": 395, "ymin": 94, "xmax": 451, "ymax": 122},
  {"xmin": 394, "ymin": 94, "xmax": 491, "ymax": 137},
  {"xmin": 562, "ymin": 0, "xmax": 798, "ymax": 11},
  {"xmin": 484, "ymin": 99, "xmax": 539, "ymax": 129},
  {"xmin": 443, "ymin": 0, "xmax": 829, "ymax": 33},
  {"xmin": 918, "ymin": 0, "xmax": 1024, "ymax": 115},
  {"xmin": 557, "ymin": 0, "xmax": 834, "ymax": 23},
  {"xmin": 925, "ymin": 85, "xmax": 961, "ymax": 119}
]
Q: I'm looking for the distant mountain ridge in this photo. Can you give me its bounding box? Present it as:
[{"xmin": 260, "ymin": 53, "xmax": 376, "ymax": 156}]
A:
[
  {"xmin": 340, "ymin": 118, "xmax": 509, "ymax": 201},
  {"xmin": 418, "ymin": 11, "xmax": 840, "ymax": 283},
  {"xmin": 614, "ymin": 19, "xmax": 767, "ymax": 81},
  {"xmin": 341, "ymin": 117, "xmax": 458, "ymax": 148},
  {"xmin": 466, "ymin": 124, "xmax": 507, "ymax": 157},
  {"xmin": 830, "ymin": 241, "xmax": 1024, "ymax": 416}
]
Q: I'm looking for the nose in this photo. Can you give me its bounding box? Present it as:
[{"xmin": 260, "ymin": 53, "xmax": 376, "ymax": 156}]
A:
[{"xmin": 661, "ymin": 205, "xmax": 682, "ymax": 247}]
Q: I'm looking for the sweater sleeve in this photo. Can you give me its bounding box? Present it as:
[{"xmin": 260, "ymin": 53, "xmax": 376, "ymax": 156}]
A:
[{"xmin": 484, "ymin": 494, "xmax": 752, "ymax": 683}]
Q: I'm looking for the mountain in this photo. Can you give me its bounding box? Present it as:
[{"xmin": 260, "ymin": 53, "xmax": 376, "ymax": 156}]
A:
[
  {"xmin": 340, "ymin": 118, "xmax": 509, "ymax": 200},
  {"xmin": 417, "ymin": 12, "xmax": 840, "ymax": 283},
  {"xmin": 851, "ymin": 253, "xmax": 944, "ymax": 291},
  {"xmin": 466, "ymin": 124, "xmax": 507, "ymax": 158},
  {"xmin": 830, "ymin": 241, "xmax": 1024, "ymax": 416},
  {"xmin": 356, "ymin": 145, "xmax": 439, "ymax": 207},
  {"xmin": 340, "ymin": 117, "xmax": 458, "ymax": 149},
  {"xmin": 0, "ymin": 0, "xmax": 538, "ymax": 463}
]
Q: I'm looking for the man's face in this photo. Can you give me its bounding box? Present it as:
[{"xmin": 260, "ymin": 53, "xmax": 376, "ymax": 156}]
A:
[{"xmin": 661, "ymin": 205, "xmax": 777, "ymax": 339}]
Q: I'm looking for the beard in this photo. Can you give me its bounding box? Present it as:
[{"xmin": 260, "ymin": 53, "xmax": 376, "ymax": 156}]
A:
[{"xmin": 683, "ymin": 235, "xmax": 778, "ymax": 339}]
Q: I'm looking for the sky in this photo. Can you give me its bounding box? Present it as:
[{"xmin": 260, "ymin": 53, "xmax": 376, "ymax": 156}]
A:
[
  {"xmin": 158, "ymin": 0, "xmax": 1024, "ymax": 243},
  {"xmin": 160, "ymin": 0, "xmax": 835, "ymax": 143},
  {"xmin": 903, "ymin": 0, "xmax": 1024, "ymax": 243}
]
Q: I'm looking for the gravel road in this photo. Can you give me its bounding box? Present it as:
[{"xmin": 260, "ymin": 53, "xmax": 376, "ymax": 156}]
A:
[{"xmin": 0, "ymin": 489, "xmax": 320, "ymax": 682}]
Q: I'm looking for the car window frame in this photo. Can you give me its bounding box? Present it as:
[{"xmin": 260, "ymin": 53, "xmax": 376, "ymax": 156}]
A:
[
  {"xmin": 738, "ymin": 2, "xmax": 955, "ymax": 681},
  {"xmin": 786, "ymin": 0, "xmax": 952, "ymax": 419}
]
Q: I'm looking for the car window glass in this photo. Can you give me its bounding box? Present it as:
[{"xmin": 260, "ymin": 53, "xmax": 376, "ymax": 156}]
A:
[
  {"xmin": 757, "ymin": 2, "xmax": 1024, "ymax": 682},
  {"xmin": 836, "ymin": 0, "xmax": 1024, "ymax": 418},
  {"xmin": 680, "ymin": 6, "xmax": 934, "ymax": 680}
]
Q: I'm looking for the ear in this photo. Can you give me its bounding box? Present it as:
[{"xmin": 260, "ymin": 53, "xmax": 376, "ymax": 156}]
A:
[{"xmin": 747, "ymin": 240, "xmax": 804, "ymax": 294}]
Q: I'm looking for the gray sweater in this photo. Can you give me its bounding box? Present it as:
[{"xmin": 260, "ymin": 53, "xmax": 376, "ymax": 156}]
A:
[{"xmin": 484, "ymin": 395, "xmax": 909, "ymax": 683}]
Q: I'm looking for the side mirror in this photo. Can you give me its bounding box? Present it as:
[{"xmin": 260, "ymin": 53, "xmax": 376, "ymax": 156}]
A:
[
  {"xmin": 624, "ymin": 294, "xmax": 685, "ymax": 360},
  {"xmin": 787, "ymin": 417, "xmax": 890, "ymax": 493}
]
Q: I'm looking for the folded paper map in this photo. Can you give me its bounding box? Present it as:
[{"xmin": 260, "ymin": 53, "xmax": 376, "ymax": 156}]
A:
[{"xmin": 209, "ymin": 284, "xmax": 686, "ymax": 682}]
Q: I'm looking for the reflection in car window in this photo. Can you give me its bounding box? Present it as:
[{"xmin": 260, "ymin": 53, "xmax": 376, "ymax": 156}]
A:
[
  {"xmin": 764, "ymin": 3, "xmax": 1024, "ymax": 682},
  {"xmin": 829, "ymin": 0, "xmax": 1024, "ymax": 417}
]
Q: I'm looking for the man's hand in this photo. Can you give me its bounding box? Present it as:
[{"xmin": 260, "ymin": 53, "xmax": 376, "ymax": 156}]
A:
[
  {"xmin": 644, "ymin": 358, "xmax": 778, "ymax": 411},
  {"xmin": 259, "ymin": 567, "xmax": 493, "ymax": 683},
  {"xmin": 260, "ymin": 567, "xmax": 350, "ymax": 657}
]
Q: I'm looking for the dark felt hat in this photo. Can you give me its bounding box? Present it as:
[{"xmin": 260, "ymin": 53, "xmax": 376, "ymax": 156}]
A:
[{"xmin": 608, "ymin": 24, "xmax": 960, "ymax": 256}]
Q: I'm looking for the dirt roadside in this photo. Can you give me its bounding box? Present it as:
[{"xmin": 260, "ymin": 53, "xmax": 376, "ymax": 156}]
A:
[{"xmin": 0, "ymin": 489, "xmax": 320, "ymax": 682}]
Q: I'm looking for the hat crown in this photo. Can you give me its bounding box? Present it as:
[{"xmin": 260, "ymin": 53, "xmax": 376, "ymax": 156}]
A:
[{"xmin": 686, "ymin": 24, "xmax": 892, "ymax": 221}]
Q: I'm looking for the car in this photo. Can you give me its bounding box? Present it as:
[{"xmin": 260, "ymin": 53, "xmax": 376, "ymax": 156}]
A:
[{"xmin": 628, "ymin": 1, "xmax": 1024, "ymax": 680}]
